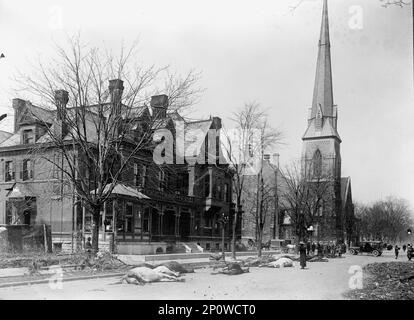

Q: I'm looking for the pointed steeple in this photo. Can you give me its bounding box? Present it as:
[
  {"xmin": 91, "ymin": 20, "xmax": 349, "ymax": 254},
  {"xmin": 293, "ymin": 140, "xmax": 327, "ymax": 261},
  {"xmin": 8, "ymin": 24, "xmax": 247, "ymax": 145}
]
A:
[{"xmin": 310, "ymin": 0, "xmax": 333, "ymax": 119}]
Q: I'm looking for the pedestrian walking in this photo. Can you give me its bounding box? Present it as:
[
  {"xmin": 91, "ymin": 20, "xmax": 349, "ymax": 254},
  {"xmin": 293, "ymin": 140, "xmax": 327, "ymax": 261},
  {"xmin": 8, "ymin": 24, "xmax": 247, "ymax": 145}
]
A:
[
  {"xmin": 317, "ymin": 242, "xmax": 322, "ymax": 257},
  {"xmin": 408, "ymin": 244, "xmax": 413, "ymax": 261},
  {"xmin": 299, "ymin": 242, "xmax": 307, "ymax": 269},
  {"xmin": 311, "ymin": 242, "xmax": 316, "ymax": 255},
  {"xmin": 394, "ymin": 245, "xmax": 400, "ymax": 259},
  {"xmin": 85, "ymin": 237, "xmax": 92, "ymax": 253},
  {"xmin": 306, "ymin": 241, "xmax": 311, "ymax": 255},
  {"xmin": 403, "ymin": 244, "xmax": 407, "ymax": 252}
]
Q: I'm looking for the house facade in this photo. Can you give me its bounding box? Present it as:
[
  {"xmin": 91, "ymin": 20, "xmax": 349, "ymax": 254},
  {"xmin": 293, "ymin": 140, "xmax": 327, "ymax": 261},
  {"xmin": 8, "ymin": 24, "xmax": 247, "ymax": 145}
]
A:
[{"xmin": 0, "ymin": 81, "xmax": 236, "ymax": 255}]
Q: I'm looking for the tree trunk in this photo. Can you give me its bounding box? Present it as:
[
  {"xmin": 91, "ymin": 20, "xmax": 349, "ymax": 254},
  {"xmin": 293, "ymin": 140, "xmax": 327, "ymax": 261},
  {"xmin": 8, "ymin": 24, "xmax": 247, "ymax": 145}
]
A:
[
  {"xmin": 257, "ymin": 224, "xmax": 263, "ymax": 258},
  {"xmin": 91, "ymin": 206, "xmax": 101, "ymax": 253},
  {"xmin": 231, "ymin": 199, "xmax": 240, "ymax": 259}
]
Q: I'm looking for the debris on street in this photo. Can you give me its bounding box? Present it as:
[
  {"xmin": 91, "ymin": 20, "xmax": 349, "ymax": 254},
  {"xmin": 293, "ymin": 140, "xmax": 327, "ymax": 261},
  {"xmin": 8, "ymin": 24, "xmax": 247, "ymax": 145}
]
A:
[{"xmin": 345, "ymin": 262, "xmax": 414, "ymax": 300}]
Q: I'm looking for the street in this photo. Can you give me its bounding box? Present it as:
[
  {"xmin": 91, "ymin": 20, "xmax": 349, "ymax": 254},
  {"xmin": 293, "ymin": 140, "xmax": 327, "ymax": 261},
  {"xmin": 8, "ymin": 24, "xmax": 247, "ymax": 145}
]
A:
[{"xmin": 0, "ymin": 251, "xmax": 401, "ymax": 300}]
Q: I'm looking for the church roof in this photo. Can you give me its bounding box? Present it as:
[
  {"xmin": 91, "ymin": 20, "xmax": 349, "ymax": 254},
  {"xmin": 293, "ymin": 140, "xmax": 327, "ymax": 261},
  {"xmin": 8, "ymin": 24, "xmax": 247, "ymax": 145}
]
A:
[{"xmin": 302, "ymin": 117, "xmax": 341, "ymax": 141}]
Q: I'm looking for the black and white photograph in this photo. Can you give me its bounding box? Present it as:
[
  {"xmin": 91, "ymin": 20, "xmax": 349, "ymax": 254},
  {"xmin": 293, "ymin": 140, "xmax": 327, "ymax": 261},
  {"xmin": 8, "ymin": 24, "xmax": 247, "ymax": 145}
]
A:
[{"xmin": 0, "ymin": 0, "xmax": 413, "ymax": 307}]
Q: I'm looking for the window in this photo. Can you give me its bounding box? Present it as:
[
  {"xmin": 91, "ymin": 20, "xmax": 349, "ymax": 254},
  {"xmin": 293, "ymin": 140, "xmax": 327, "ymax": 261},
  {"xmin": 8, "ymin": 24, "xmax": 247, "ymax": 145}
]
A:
[
  {"xmin": 143, "ymin": 207, "xmax": 150, "ymax": 232},
  {"xmin": 5, "ymin": 161, "xmax": 14, "ymax": 182},
  {"xmin": 215, "ymin": 135, "xmax": 220, "ymax": 161},
  {"xmin": 204, "ymin": 174, "xmax": 210, "ymax": 198},
  {"xmin": 22, "ymin": 129, "xmax": 34, "ymax": 144},
  {"xmin": 22, "ymin": 159, "xmax": 33, "ymax": 180},
  {"xmin": 313, "ymin": 149, "xmax": 322, "ymax": 177},
  {"xmin": 217, "ymin": 183, "xmax": 222, "ymax": 200},
  {"xmin": 142, "ymin": 165, "xmax": 148, "ymax": 188},
  {"xmin": 53, "ymin": 154, "xmax": 62, "ymax": 179},
  {"xmin": 224, "ymin": 183, "xmax": 230, "ymax": 202},
  {"xmin": 104, "ymin": 200, "xmax": 113, "ymax": 232},
  {"xmin": 133, "ymin": 163, "xmax": 141, "ymax": 187},
  {"xmin": 125, "ymin": 203, "xmax": 133, "ymax": 233},
  {"xmin": 159, "ymin": 170, "xmax": 165, "ymax": 191}
]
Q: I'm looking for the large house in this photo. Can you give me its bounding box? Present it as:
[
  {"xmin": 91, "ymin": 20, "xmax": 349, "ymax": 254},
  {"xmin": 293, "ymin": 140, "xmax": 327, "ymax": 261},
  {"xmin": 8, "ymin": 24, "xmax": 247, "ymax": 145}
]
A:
[{"xmin": 0, "ymin": 80, "xmax": 237, "ymax": 254}]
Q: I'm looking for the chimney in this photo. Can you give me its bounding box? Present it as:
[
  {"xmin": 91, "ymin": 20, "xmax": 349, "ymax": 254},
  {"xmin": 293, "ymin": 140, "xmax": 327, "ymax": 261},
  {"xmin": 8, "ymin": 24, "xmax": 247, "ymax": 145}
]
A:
[
  {"xmin": 54, "ymin": 90, "xmax": 69, "ymax": 120},
  {"xmin": 211, "ymin": 116, "xmax": 222, "ymax": 129},
  {"xmin": 150, "ymin": 94, "xmax": 168, "ymax": 118},
  {"xmin": 271, "ymin": 153, "xmax": 280, "ymax": 167},
  {"xmin": 54, "ymin": 90, "xmax": 69, "ymax": 139},
  {"xmin": 109, "ymin": 79, "xmax": 124, "ymax": 115},
  {"xmin": 12, "ymin": 98, "xmax": 26, "ymax": 133}
]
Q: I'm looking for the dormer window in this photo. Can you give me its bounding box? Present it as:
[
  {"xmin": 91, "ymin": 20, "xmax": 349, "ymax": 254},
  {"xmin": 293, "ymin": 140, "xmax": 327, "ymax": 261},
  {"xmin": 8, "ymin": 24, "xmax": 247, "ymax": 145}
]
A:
[
  {"xmin": 5, "ymin": 161, "xmax": 15, "ymax": 182},
  {"xmin": 22, "ymin": 129, "xmax": 34, "ymax": 144}
]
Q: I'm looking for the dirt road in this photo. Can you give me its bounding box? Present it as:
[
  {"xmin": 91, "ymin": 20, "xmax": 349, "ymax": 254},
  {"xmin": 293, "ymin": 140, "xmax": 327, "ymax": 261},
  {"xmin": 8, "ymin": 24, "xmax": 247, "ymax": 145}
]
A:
[{"xmin": 0, "ymin": 251, "xmax": 399, "ymax": 300}]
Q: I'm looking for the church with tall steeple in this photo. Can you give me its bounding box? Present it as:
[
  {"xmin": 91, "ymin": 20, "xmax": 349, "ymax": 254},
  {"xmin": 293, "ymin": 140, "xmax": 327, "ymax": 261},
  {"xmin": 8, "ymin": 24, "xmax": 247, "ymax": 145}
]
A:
[{"xmin": 301, "ymin": 0, "xmax": 355, "ymax": 245}]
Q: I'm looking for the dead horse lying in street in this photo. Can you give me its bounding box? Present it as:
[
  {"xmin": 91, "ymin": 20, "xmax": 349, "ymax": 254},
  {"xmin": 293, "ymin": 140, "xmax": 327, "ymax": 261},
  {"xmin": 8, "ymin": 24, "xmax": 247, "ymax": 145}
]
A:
[
  {"xmin": 211, "ymin": 262, "xmax": 250, "ymax": 275},
  {"xmin": 113, "ymin": 266, "xmax": 185, "ymax": 285}
]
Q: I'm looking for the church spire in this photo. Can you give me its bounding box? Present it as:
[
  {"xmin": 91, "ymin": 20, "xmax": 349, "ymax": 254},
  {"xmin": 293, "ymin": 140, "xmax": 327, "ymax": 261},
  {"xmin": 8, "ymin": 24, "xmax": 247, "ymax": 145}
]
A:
[{"xmin": 311, "ymin": 0, "xmax": 334, "ymax": 119}]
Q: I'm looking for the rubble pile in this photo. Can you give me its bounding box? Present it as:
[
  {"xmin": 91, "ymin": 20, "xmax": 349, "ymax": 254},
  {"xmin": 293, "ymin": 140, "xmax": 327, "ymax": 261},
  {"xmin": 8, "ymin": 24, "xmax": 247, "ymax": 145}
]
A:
[
  {"xmin": 308, "ymin": 256, "xmax": 329, "ymax": 263},
  {"xmin": 83, "ymin": 252, "xmax": 127, "ymax": 271},
  {"xmin": 345, "ymin": 262, "xmax": 414, "ymax": 300}
]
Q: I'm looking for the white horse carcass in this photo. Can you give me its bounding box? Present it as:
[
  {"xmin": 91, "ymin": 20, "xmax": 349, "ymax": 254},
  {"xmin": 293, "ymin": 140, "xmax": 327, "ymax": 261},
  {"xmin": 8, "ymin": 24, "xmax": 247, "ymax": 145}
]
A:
[
  {"xmin": 122, "ymin": 267, "xmax": 184, "ymax": 285},
  {"xmin": 266, "ymin": 257, "xmax": 294, "ymax": 268},
  {"xmin": 153, "ymin": 265, "xmax": 180, "ymax": 277}
]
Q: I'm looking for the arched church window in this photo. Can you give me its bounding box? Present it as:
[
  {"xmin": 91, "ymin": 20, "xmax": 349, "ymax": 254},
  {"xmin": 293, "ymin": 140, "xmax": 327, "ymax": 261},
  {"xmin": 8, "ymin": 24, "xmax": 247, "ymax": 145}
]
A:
[{"xmin": 313, "ymin": 149, "xmax": 322, "ymax": 177}]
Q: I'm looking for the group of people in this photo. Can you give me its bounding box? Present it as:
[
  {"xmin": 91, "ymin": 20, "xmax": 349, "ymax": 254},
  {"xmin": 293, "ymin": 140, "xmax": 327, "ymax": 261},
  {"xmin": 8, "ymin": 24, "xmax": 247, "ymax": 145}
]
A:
[
  {"xmin": 303, "ymin": 241, "xmax": 346, "ymax": 258},
  {"xmin": 394, "ymin": 243, "xmax": 414, "ymax": 260},
  {"xmin": 298, "ymin": 241, "xmax": 346, "ymax": 270}
]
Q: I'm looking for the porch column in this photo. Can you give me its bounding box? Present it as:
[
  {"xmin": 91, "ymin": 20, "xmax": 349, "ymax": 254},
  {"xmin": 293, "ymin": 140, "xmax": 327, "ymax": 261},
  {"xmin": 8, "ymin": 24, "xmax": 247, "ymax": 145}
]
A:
[
  {"xmin": 148, "ymin": 206, "xmax": 152, "ymax": 243},
  {"xmin": 175, "ymin": 207, "xmax": 180, "ymax": 237},
  {"xmin": 190, "ymin": 209, "xmax": 195, "ymax": 237},
  {"xmin": 208, "ymin": 167, "xmax": 213, "ymax": 198},
  {"xmin": 159, "ymin": 204, "xmax": 163, "ymax": 237},
  {"xmin": 102, "ymin": 202, "xmax": 106, "ymax": 241},
  {"xmin": 113, "ymin": 199, "xmax": 117, "ymax": 239},
  {"xmin": 82, "ymin": 204, "xmax": 86, "ymax": 247},
  {"xmin": 140, "ymin": 204, "xmax": 144, "ymax": 241},
  {"xmin": 188, "ymin": 166, "xmax": 195, "ymax": 196}
]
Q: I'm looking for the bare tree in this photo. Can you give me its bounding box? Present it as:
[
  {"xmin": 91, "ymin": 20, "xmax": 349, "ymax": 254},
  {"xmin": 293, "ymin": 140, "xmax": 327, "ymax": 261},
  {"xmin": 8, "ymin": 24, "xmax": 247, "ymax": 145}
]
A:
[
  {"xmin": 222, "ymin": 102, "xmax": 282, "ymax": 258},
  {"xmin": 15, "ymin": 35, "xmax": 201, "ymax": 253},
  {"xmin": 279, "ymin": 160, "xmax": 334, "ymax": 244},
  {"xmin": 356, "ymin": 197, "xmax": 413, "ymax": 242}
]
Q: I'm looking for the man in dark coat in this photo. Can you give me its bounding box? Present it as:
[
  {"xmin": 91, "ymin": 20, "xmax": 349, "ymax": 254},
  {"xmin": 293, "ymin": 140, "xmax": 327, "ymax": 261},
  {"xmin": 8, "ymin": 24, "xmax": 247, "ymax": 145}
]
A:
[
  {"xmin": 407, "ymin": 244, "xmax": 413, "ymax": 261},
  {"xmin": 299, "ymin": 242, "xmax": 307, "ymax": 269},
  {"xmin": 311, "ymin": 242, "xmax": 316, "ymax": 255},
  {"xmin": 394, "ymin": 245, "xmax": 400, "ymax": 259},
  {"xmin": 306, "ymin": 241, "xmax": 311, "ymax": 255},
  {"xmin": 317, "ymin": 242, "xmax": 322, "ymax": 257},
  {"xmin": 403, "ymin": 244, "xmax": 407, "ymax": 252}
]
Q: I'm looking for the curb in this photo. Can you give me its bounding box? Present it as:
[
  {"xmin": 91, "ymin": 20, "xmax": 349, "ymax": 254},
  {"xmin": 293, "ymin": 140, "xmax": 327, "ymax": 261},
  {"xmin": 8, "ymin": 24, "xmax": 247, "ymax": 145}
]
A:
[{"xmin": 0, "ymin": 272, "xmax": 124, "ymax": 289}]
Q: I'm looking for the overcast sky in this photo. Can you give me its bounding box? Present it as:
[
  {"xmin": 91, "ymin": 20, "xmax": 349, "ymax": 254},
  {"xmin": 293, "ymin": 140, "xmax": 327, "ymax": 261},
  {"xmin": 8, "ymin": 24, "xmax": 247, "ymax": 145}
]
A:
[{"xmin": 0, "ymin": 0, "xmax": 412, "ymax": 208}]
